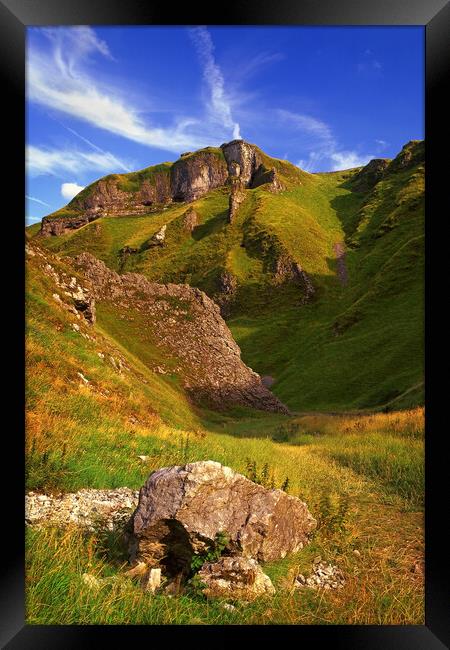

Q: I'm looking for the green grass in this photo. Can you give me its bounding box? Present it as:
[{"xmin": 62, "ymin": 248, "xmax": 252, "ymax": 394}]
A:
[
  {"xmin": 25, "ymin": 141, "xmax": 425, "ymax": 625},
  {"xmin": 32, "ymin": 142, "xmax": 424, "ymax": 413}
]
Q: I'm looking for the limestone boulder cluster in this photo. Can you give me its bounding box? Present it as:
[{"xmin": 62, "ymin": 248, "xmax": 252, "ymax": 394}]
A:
[
  {"xmin": 71, "ymin": 252, "xmax": 289, "ymax": 414},
  {"xmin": 26, "ymin": 488, "xmax": 139, "ymax": 532},
  {"xmin": 198, "ymin": 556, "xmax": 275, "ymax": 600},
  {"xmin": 26, "ymin": 462, "xmax": 318, "ymax": 601},
  {"xmin": 131, "ymin": 461, "xmax": 316, "ymax": 566}
]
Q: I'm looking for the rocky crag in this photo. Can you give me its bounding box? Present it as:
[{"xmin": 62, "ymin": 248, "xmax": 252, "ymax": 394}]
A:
[
  {"xmin": 41, "ymin": 140, "xmax": 285, "ymax": 236},
  {"xmin": 71, "ymin": 252, "xmax": 289, "ymax": 413}
]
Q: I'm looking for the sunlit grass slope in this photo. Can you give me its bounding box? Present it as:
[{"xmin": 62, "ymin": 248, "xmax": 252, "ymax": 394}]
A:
[
  {"xmin": 26, "ymin": 231, "xmax": 424, "ymax": 625},
  {"xmin": 31, "ymin": 141, "xmax": 424, "ymax": 412}
]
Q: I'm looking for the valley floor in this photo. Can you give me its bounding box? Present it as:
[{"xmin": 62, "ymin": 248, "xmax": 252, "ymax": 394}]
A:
[{"xmin": 26, "ymin": 410, "xmax": 424, "ymax": 625}]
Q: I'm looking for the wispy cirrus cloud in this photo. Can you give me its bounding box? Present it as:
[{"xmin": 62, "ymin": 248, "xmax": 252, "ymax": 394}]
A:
[
  {"xmin": 278, "ymin": 109, "xmax": 373, "ymax": 171},
  {"xmin": 26, "ymin": 194, "xmax": 51, "ymax": 207},
  {"xmin": 27, "ymin": 27, "xmax": 218, "ymax": 153},
  {"xmin": 189, "ymin": 26, "xmax": 242, "ymax": 140},
  {"xmin": 357, "ymin": 49, "xmax": 383, "ymax": 74},
  {"xmin": 26, "ymin": 144, "xmax": 133, "ymax": 177}
]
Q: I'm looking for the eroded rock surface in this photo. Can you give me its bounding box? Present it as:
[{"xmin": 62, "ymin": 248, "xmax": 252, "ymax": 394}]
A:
[
  {"xmin": 40, "ymin": 140, "xmax": 286, "ymax": 236},
  {"xmin": 221, "ymin": 140, "xmax": 262, "ymax": 186},
  {"xmin": 352, "ymin": 158, "xmax": 390, "ymax": 192},
  {"xmin": 273, "ymin": 254, "xmax": 315, "ymax": 304},
  {"xmin": 171, "ymin": 151, "xmax": 228, "ymax": 202},
  {"xmin": 198, "ymin": 556, "xmax": 275, "ymax": 600},
  {"xmin": 72, "ymin": 253, "xmax": 289, "ymax": 414},
  {"xmin": 215, "ymin": 270, "xmax": 238, "ymax": 317},
  {"xmin": 26, "ymin": 488, "xmax": 139, "ymax": 531},
  {"xmin": 182, "ymin": 207, "xmax": 199, "ymax": 233},
  {"xmin": 130, "ymin": 461, "xmax": 316, "ymax": 576}
]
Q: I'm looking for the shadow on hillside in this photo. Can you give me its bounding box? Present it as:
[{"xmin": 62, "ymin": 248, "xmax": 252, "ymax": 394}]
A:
[
  {"xmin": 329, "ymin": 180, "xmax": 366, "ymax": 241},
  {"xmin": 192, "ymin": 209, "xmax": 229, "ymax": 241}
]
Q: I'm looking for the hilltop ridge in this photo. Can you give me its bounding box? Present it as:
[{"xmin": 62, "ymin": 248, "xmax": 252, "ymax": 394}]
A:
[
  {"xmin": 40, "ymin": 139, "xmax": 306, "ymax": 236},
  {"xmin": 30, "ymin": 138, "xmax": 424, "ymax": 413}
]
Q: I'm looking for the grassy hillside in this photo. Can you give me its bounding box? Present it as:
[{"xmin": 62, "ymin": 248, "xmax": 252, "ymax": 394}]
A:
[
  {"xmin": 25, "ymin": 241, "xmax": 424, "ymax": 625},
  {"xmin": 32, "ymin": 141, "xmax": 424, "ymax": 412}
]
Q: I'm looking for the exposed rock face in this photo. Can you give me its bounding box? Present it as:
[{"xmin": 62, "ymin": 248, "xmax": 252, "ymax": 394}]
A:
[
  {"xmin": 171, "ymin": 151, "xmax": 228, "ymax": 202},
  {"xmin": 41, "ymin": 212, "xmax": 98, "ymax": 237},
  {"xmin": 130, "ymin": 461, "xmax": 316, "ymax": 576},
  {"xmin": 352, "ymin": 158, "xmax": 390, "ymax": 192},
  {"xmin": 221, "ymin": 140, "xmax": 262, "ymax": 186},
  {"xmin": 386, "ymin": 140, "xmax": 424, "ymax": 173},
  {"xmin": 215, "ymin": 270, "xmax": 238, "ymax": 318},
  {"xmin": 71, "ymin": 253, "xmax": 289, "ymax": 414},
  {"xmin": 182, "ymin": 207, "xmax": 199, "ymax": 233},
  {"xmin": 198, "ymin": 556, "xmax": 275, "ymax": 600},
  {"xmin": 138, "ymin": 175, "xmax": 172, "ymax": 206},
  {"xmin": 273, "ymin": 254, "xmax": 315, "ymax": 303},
  {"xmin": 228, "ymin": 177, "xmax": 247, "ymax": 223},
  {"xmin": 40, "ymin": 141, "xmax": 287, "ymax": 236},
  {"xmin": 26, "ymin": 488, "xmax": 139, "ymax": 532},
  {"xmin": 146, "ymin": 224, "xmax": 167, "ymax": 247}
]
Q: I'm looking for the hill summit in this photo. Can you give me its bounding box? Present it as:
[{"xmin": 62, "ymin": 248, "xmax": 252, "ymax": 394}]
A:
[
  {"xmin": 40, "ymin": 139, "xmax": 304, "ymax": 237},
  {"xmin": 31, "ymin": 138, "xmax": 424, "ymax": 413}
]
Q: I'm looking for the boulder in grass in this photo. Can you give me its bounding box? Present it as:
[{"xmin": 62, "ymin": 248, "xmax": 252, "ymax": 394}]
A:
[{"xmin": 129, "ymin": 461, "xmax": 316, "ymax": 578}]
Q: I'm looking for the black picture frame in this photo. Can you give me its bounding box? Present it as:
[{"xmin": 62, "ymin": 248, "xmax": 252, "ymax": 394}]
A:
[{"xmin": 2, "ymin": 0, "xmax": 448, "ymax": 647}]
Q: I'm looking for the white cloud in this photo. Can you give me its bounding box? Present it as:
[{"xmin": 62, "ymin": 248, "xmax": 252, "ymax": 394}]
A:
[
  {"xmin": 26, "ymin": 194, "xmax": 51, "ymax": 207},
  {"xmin": 329, "ymin": 151, "xmax": 373, "ymax": 170},
  {"xmin": 278, "ymin": 109, "xmax": 333, "ymax": 144},
  {"xmin": 279, "ymin": 109, "xmax": 373, "ymax": 172},
  {"xmin": 61, "ymin": 182, "xmax": 85, "ymax": 200},
  {"xmin": 189, "ymin": 27, "xmax": 241, "ymax": 140},
  {"xmin": 26, "ymin": 144, "xmax": 133, "ymax": 177},
  {"xmin": 27, "ymin": 26, "xmax": 227, "ymax": 154},
  {"xmin": 375, "ymin": 138, "xmax": 389, "ymax": 153}
]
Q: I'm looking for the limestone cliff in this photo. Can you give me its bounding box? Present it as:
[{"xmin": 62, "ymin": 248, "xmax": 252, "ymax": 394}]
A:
[
  {"xmin": 71, "ymin": 252, "xmax": 290, "ymax": 414},
  {"xmin": 40, "ymin": 141, "xmax": 285, "ymax": 236}
]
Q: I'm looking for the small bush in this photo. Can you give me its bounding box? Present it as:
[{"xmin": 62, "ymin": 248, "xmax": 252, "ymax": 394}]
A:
[{"xmin": 189, "ymin": 531, "xmax": 229, "ymax": 575}]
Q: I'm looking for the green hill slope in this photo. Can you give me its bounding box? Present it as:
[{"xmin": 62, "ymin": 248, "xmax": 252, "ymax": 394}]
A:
[{"xmin": 31, "ymin": 140, "xmax": 424, "ymax": 412}]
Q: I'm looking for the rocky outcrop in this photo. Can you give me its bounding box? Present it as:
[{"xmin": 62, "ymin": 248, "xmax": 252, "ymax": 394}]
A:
[
  {"xmin": 252, "ymin": 165, "xmax": 284, "ymax": 193},
  {"xmin": 273, "ymin": 254, "xmax": 315, "ymax": 304},
  {"xmin": 41, "ymin": 211, "xmax": 99, "ymax": 237},
  {"xmin": 40, "ymin": 141, "xmax": 287, "ymax": 236},
  {"xmin": 386, "ymin": 140, "xmax": 424, "ymax": 174},
  {"xmin": 137, "ymin": 175, "xmax": 172, "ymax": 206},
  {"xmin": 26, "ymin": 488, "xmax": 139, "ymax": 532},
  {"xmin": 146, "ymin": 224, "xmax": 167, "ymax": 247},
  {"xmin": 221, "ymin": 140, "xmax": 263, "ymax": 186},
  {"xmin": 130, "ymin": 460, "xmax": 316, "ymax": 577},
  {"xmin": 351, "ymin": 158, "xmax": 390, "ymax": 192},
  {"xmin": 182, "ymin": 207, "xmax": 199, "ymax": 233},
  {"xmin": 198, "ymin": 556, "xmax": 275, "ymax": 600},
  {"xmin": 170, "ymin": 150, "xmax": 228, "ymax": 202},
  {"xmin": 71, "ymin": 253, "xmax": 289, "ymax": 414},
  {"xmin": 215, "ymin": 270, "xmax": 238, "ymax": 318}
]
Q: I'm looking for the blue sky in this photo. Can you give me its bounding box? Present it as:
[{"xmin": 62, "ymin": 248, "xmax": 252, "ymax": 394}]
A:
[{"xmin": 26, "ymin": 25, "xmax": 424, "ymax": 225}]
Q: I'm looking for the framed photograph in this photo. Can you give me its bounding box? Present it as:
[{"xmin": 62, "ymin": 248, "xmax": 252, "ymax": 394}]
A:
[{"xmin": 1, "ymin": 0, "xmax": 448, "ymax": 646}]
